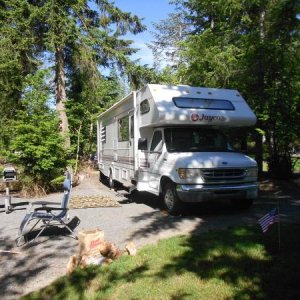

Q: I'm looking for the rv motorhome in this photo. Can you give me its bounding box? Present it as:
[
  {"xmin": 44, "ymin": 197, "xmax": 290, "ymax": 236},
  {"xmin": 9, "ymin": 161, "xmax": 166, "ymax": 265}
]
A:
[{"xmin": 97, "ymin": 84, "xmax": 258, "ymax": 214}]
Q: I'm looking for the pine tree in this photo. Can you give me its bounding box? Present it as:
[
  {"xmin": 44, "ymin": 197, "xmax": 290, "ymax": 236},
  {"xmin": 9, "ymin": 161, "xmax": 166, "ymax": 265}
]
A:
[
  {"xmin": 178, "ymin": 0, "xmax": 300, "ymax": 177},
  {"xmin": 32, "ymin": 0, "xmax": 145, "ymax": 148},
  {"xmin": 0, "ymin": 0, "xmax": 40, "ymax": 151},
  {"xmin": 148, "ymin": 1, "xmax": 190, "ymax": 75}
]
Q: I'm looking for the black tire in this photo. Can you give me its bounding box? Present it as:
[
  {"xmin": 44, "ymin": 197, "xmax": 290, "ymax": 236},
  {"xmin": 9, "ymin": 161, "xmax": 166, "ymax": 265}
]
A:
[
  {"xmin": 129, "ymin": 189, "xmax": 140, "ymax": 203},
  {"xmin": 231, "ymin": 198, "xmax": 253, "ymax": 209},
  {"xmin": 99, "ymin": 172, "xmax": 106, "ymax": 183},
  {"xmin": 163, "ymin": 182, "xmax": 183, "ymax": 215}
]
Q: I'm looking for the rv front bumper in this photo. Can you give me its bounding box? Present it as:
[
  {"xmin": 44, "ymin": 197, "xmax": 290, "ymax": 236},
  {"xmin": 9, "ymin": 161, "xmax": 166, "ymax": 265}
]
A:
[{"xmin": 176, "ymin": 183, "xmax": 258, "ymax": 203}]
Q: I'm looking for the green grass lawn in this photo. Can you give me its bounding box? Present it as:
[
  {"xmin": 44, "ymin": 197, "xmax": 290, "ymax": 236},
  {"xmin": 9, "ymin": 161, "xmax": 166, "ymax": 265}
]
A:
[{"xmin": 23, "ymin": 224, "xmax": 300, "ymax": 300}]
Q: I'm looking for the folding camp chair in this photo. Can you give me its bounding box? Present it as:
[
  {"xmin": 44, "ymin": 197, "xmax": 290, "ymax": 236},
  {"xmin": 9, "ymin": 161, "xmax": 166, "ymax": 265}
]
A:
[{"xmin": 16, "ymin": 171, "xmax": 78, "ymax": 246}]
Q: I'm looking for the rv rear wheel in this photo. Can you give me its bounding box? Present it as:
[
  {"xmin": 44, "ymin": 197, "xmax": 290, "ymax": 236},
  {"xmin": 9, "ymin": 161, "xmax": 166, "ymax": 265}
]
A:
[
  {"xmin": 108, "ymin": 171, "xmax": 114, "ymax": 189},
  {"xmin": 163, "ymin": 182, "xmax": 183, "ymax": 215},
  {"xmin": 99, "ymin": 172, "xmax": 106, "ymax": 183}
]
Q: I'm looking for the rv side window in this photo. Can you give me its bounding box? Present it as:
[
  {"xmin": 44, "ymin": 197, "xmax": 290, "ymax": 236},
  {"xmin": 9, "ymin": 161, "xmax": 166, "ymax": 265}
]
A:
[
  {"xmin": 150, "ymin": 131, "xmax": 163, "ymax": 152},
  {"xmin": 140, "ymin": 99, "xmax": 150, "ymax": 115},
  {"xmin": 173, "ymin": 97, "xmax": 235, "ymax": 110},
  {"xmin": 118, "ymin": 116, "xmax": 129, "ymax": 142}
]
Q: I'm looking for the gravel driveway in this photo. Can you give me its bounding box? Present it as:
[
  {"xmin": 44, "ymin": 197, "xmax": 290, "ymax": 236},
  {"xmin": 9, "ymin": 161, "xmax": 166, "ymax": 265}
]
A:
[{"xmin": 1, "ymin": 172, "xmax": 299, "ymax": 299}]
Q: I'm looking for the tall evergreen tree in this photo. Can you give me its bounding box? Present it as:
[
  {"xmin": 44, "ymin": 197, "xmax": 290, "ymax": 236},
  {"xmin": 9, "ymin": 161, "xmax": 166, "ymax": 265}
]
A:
[
  {"xmin": 0, "ymin": 0, "xmax": 147, "ymax": 189},
  {"xmin": 0, "ymin": 0, "xmax": 40, "ymax": 151},
  {"xmin": 178, "ymin": 0, "xmax": 300, "ymax": 177},
  {"xmin": 66, "ymin": 44, "xmax": 126, "ymax": 163},
  {"xmin": 32, "ymin": 0, "xmax": 145, "ymax": 148},
  {"xmin": 148, "ymin": 5, "xmax": 190, "ymax": 72}
]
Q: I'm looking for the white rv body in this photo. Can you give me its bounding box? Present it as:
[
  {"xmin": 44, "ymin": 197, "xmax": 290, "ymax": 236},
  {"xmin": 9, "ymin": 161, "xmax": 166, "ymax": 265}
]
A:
[{"xmin": 97, "ymin": 84, "xmax": 258, "ymax": 212}]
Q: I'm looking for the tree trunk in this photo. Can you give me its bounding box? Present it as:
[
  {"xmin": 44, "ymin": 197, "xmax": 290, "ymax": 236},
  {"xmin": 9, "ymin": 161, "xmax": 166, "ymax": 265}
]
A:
[
  {"xmin": 88, "ymin": 117, "xmax": 94, "ymax": 155},
  {"xmin": 55, "ymin": 46, "xmax": 70, "ymax": 149},
  {"xmin": 254, "ymin": 8, "xmax": 266, "ymax": 178},
  {"xmin": 74, "ymin": 121, "xmax": 82, "ymax": 175},
  {"xmin": 254, "ymin": 131, "xmax": 263, "ymax": 177}
]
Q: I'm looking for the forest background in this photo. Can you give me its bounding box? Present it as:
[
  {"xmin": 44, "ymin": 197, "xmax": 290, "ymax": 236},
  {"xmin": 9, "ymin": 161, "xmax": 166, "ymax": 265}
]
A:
[{"xmin": 0, "ymin": 0, "xmax": 299, "ymax": 194}]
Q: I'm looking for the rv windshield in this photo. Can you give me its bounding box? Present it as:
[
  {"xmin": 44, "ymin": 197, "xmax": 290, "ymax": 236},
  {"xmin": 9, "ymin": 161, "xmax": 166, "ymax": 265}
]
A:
[{"xmin": 164, "ymin": 128, "xmax": 233, "ymax": 152}]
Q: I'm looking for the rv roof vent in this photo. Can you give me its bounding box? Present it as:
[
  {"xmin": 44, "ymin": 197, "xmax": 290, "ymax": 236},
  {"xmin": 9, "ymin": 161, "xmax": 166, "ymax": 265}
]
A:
[
  {"xmin": 208, "ymin": 92, "xmax": 212, "ymax": 95},
  {"xmin": 183, "ymin": 90, "xmax": 189, "ymax": 94},
  {"xmin": 236, "ymin": 94, "xmax": 240, "ymax": 97},
  {"xmin": 196, "ymin": 91, "xmax": 201, "ymax": 94}
]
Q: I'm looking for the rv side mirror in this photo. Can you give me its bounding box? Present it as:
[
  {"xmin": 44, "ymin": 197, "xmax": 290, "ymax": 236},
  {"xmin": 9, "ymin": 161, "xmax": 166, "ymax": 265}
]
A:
[{"xmin": 138, "ymin": 138, "xmax": 148, "ymax": 150}]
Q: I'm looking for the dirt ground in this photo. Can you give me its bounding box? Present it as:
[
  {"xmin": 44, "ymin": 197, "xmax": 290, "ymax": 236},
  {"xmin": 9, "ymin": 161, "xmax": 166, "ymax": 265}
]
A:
[{"xmin": 0, "ymin": 170, "xmax": 299, "ymax": 299}]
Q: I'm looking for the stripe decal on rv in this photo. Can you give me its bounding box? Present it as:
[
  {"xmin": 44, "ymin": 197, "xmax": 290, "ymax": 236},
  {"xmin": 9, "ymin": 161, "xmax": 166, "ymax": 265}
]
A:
[
  {"xmin": 139, "ymin": 158, "xmax": 149, "ymax": 168},
  {"xmin": 101, "ymin": 155, "xmax": 134, "ymax": 165},
  {"xmin": 101, "ymin": 155, "xmax": 114, "ymax": 161},
  {"xmin": 118, "ymin": 156, "xmax": 134, "ymax": 165}
]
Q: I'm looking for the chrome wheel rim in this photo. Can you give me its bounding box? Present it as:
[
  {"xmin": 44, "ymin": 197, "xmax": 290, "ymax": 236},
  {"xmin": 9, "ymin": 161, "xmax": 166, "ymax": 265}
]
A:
[{"xmin": 164, "ymin": 189, "xmax": 174, "ymax": 209}]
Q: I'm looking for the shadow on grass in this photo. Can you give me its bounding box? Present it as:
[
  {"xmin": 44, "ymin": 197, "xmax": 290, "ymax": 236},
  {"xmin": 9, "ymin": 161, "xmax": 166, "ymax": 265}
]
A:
[
  {"xmin": 23, "ymin": 263, "xmax": 150, "ymax": 300},
  {"xmin": 20, "ymin": 180, "xmax": 300, "ymax": 299},
  {"xmin": 22, "ymin": 224, "xmax": 300, "ymax": 299},
  {"xmin": 154, "ymin": 224, "xmax": 300, "ymax": 299}
]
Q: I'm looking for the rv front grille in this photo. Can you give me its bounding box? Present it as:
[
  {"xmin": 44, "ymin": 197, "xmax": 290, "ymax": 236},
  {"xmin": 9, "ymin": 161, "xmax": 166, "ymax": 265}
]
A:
[{"xmin": 201, "ymin": 168, "xmax": 245, "ymax": 180}]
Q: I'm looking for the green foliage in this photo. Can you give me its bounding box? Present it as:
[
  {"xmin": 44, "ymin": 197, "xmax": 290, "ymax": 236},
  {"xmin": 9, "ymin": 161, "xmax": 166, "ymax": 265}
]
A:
[
  {"xmin": 126, "ymin": 64, "xmax": 158, "ymax": 90},
  {"xmin": 56, "ymin": 0, "xmax": 146, "ymax": 156},
  {"xmin": 177, "ymin": 0, "xmax": 300, "ymax": 177},
  {"xmin": 67, "ymin": 63, "xmax": 126, "ymax": 157},
  {"xmin": 126, "ymin": 64, "xmax": 183, "ymax": 90},
  {"xmin": 154, "ymin": 66, "xmax": 182, "ymax": 85},
  {"xmin": 9, "ymin": 70, "xmax": 67, "ymax": 188},
  {"xmin": 50, "ymin": 175, "xmax": 66, "ymax": 185},
  {"xmin": 0, "ymin": 0, "xmax": 40, "ymax": 150},
  {"xmin": 0, "ymin": 0, "xmax": 148, "ymax": 187},
  {"xmin": 292, "ymin": 157, "xmax": 300, "ymax": 173},
  {"xmin": 50, "ymin": 175, "xmax": 67, "ymax": 191},
  {"xmin": 38, "ymin": 0, "xmax": 146, "ymax": 70}
]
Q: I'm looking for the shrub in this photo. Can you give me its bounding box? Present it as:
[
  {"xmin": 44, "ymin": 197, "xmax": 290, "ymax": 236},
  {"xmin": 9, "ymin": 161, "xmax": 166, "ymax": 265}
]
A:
[{"xmin": 8, "ymin": 70, "xmax": 68, "ymax": 191}]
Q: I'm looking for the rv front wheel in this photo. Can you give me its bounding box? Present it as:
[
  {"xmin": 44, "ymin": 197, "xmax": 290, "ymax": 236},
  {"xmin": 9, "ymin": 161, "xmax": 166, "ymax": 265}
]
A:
[
  {"xmin": 231, "ymin": 198, "xmax": 253, "ymax": 209},
  {"xmin": 163, "ymin": 182, "xmax": 182, "ymax": 215}
]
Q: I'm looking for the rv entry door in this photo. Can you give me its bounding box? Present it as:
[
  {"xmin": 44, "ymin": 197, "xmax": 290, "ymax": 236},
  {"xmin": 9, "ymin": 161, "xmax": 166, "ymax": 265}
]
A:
[
  {"xmin": 148, "ymin": 129, "xmax": 164, "ymax": 190},
  {"xmin": 129, "ymin": 111, "xmax": 134, "ymax": 164}
]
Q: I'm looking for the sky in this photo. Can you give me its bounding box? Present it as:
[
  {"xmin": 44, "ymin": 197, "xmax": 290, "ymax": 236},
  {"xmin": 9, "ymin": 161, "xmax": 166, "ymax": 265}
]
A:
[{"xmin": 112, "ymin": 0, "xmax": 176, "ymax": 66}]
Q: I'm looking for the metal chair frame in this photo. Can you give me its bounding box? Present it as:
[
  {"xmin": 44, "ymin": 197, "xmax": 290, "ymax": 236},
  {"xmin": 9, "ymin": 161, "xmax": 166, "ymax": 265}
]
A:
[{"xmin": 16, "ymin": 171, "xmax": 77, "ymax": 246}]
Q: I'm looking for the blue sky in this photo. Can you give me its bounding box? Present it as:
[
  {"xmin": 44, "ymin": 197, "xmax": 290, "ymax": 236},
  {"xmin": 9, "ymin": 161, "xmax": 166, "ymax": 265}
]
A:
[{"xmin": 113, "ymin": 0, "xmax": 175, "ymax": 66}]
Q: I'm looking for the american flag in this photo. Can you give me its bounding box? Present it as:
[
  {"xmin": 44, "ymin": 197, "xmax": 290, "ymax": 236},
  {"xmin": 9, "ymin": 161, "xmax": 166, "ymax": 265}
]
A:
[{"xmin": 258, "ymin": 208, "xmax": 280, "ymax": 233}]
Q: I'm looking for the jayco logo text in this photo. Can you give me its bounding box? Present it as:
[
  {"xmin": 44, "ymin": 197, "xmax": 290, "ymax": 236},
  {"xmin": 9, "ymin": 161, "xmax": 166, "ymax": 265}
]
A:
[{"xmin": 191, "ymin": 113, "xmax": 226, "ymax": 122}]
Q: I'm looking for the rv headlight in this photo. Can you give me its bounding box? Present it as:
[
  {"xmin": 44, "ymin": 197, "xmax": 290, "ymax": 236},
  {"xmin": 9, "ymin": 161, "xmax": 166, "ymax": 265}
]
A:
[
  {"xmin": 177, "ymin": 168, "xmax": 202, "ymax": 179},
  {"xmin": 245, "ymin": 167, "xmax": 258, "ymax": 177}
]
